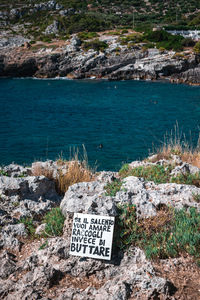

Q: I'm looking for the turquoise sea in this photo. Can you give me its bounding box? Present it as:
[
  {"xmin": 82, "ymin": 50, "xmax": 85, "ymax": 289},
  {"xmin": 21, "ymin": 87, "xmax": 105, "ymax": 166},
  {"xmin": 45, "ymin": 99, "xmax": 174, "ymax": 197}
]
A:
[{"xmin": 0, "ymin": 78, "xmax": 200, "ymax": 170}]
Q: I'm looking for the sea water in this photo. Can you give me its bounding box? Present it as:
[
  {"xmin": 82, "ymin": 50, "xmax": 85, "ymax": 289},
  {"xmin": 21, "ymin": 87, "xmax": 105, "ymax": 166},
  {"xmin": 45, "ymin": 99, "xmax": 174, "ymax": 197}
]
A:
[{"xmin": 0, "ymin": 78, "xmax": 200, "ymax": 170}]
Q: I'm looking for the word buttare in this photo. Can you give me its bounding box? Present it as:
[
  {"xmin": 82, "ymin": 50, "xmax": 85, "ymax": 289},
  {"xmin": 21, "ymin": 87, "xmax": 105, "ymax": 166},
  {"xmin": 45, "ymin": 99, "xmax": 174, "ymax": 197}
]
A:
[{"xmin": 70, "ymin": 213, "xmax": 115, "ymax": 260}]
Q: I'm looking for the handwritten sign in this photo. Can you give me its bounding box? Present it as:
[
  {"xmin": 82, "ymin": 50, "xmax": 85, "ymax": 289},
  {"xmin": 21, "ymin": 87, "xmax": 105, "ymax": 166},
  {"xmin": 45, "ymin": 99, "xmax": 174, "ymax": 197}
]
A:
[{"xmin": 70, "ymin": 213, "xmax": 115, "ymax": 260}]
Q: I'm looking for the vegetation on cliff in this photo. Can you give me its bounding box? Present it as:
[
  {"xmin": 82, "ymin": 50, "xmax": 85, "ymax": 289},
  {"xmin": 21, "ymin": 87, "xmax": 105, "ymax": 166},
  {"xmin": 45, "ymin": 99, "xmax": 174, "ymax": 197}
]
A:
[{"xmin": 1, "ymin": 0, "xmax": 200, "ymax": 40}]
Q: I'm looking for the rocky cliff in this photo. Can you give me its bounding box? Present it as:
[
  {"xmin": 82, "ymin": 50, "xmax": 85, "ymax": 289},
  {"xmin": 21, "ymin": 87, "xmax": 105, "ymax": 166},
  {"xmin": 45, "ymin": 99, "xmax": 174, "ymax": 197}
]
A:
[
  {"xmin": 1, "ymin": 155, "xmax": 200, "ymax": 299},
  {"xmin": 0, "ymin": 34, "xmax": 200, "ymax": 85}
]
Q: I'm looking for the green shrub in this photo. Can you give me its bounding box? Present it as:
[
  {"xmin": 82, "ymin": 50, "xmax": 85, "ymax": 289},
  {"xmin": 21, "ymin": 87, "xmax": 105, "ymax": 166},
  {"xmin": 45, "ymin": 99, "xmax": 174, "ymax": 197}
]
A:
[
  {"xmin": 104, "ymin": 179, "xmax": 123, "ymax": 196},
  {"xmin": 19, "ymin": 217, "xmax": 35, "ymax": 237},
  {"xmin": 192, "ymin": 193, "xmax": 200, "ymax": 203},
  {"xmin": 171, "ymin": 172, "xmax": 200, "ymax": 187},
  {"xmin": 119, "ymin": 32, "xmax": 144, "ymax": 45},
  {"xmin": 159, "ymin": 47, "xmax": 166, "ymax": 52},
  {"xmin": 83, "ymin": 39, "xmax": 108, "ymax": 52},
  {"xmin": 127, "ymin": 42, "xmax": 136, "ymax": 49},
  {"xmin": 120, "ymin": 164, "xmax": 172, "ymax": 184},
  {"xmin": 145, "ymin": 30, "xmax": 184, "ymax": 51},
  {"xmin": 143, "ymin": 207, "xmax": 200, "ymax": 259},
  {"xmin": 114, "ymin": 46, "xmax": 121, "ymax": 52},
  {"xmin": 107, "ymin": 31, "xmax": 121, "ymax": 36},
  {"xmin": 43, "ymin": 207, "xmax": 65, "ymax": 237},
  {"xmin": 181, "ymin": 37, "xmax": 195, "ymax": 47},
  {"xmin": 60, "ymin": 34, "xmax": 70, "ymax": 41},
  {"xmin": 0, "ymin": 170, "xmax": 8, "ymax": 176},
  {"xmin": 115, "ymin": 204, "xmax": 200, "ymax": 260},
  {"xmin": 194, "ymin": 41, "xmax": 200, "ymax": 54},
  {"xmin": 121, "ymin": 29, "xmax": 128, "ymax": 34},
  {"xmin": 39, "ymin": 240, "xmax": 48, "ymax": 250},
  {"xmin": 172, "ymin": 52, "xmax": 185, "ymax": 59},
  {"xmin": 142, "ymin": 42, "xmax": 155, "ymax": 50},
  {"xmin": 77, "ymin": 31, "xmax": 99, "ymax": 41},
  {"xmin": 114, "ymin": 203, "xmax": 138, "ymax": 250},
  {"xmin": 39, "ymin": 36, "xmax": 52, "ymax": 43},
  {"xmin": 119, "ymin": 163, "xmax": 130, "ymax": 176}
]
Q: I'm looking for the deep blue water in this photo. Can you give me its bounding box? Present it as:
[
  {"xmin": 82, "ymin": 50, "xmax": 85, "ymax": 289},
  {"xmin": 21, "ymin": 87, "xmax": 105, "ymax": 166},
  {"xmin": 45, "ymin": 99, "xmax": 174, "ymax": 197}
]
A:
[{"xmin": 0, "ymin": 78, "xmax": 200, "ymax": 170}]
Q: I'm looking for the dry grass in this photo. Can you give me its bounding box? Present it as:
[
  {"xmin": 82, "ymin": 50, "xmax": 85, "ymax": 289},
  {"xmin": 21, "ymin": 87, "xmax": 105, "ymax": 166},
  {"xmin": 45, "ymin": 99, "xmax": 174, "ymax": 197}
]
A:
[
  {"xmin": 55, "ymin": 160, "xmax": 94, "ymax": 195},
  {"xmin": 151, "ymin": 124, "xmax": 200, "ymax": 168},
  {"xmin": 138, "ymin": 207, "xmax": 173, "ymax": 237},
  {"xmin": 32, "ymin": 164, "xmax": 54, "ymax": 179},
  {"xmin": 32, "ymin": 146, "xmax": 95, "ymax": 195}
]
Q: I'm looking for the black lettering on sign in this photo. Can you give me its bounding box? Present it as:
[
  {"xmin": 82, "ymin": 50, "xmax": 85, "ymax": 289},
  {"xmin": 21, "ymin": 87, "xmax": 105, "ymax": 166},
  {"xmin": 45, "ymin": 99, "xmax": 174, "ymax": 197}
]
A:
[
  {"xmin": 74, "ymin": 217, "xmax": 81, "ymax": 223},
  {"xmin": 72, "ymin": 229, "xmax": 77, "ymax": 236},
  {"xmin": 99, "ymin": 239, "xmax": 105, "ymax": 246},
  {"xmin": 74, "ymin": 223, "xmax": 86, "ymax": 229},
  {"xmin": 105, "ymin": 248, "xmax": 110, "ymax": 257},
  {"xmin": 71, "ymin": 243, "xmax": 75, "ymax": 252},
  {"xmin": 82, "ymin": 244, "xmax": 88, "ymax": 254},
  {"xmin": 89, "ymin": 245, "xmax": 95, "ymax": 254}
]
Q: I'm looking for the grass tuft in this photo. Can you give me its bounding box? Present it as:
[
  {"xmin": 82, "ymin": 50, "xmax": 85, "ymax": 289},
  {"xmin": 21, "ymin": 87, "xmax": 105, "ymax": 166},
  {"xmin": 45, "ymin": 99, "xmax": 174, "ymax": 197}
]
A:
[
  {"xmin": 32, "ymin": 165, "xmax": 54, "ymax": 179},
  {"xmin": 151, "ymin": 123, "xmax": 200, "ymax": 168},
  {"xmin": 19, "ymin": 217, "xmax": 36, "ymax": 238},
  {"xmin": 104, "ymin": 179, "xmax": 123, "ymax": 196},
  {"xmin": 32, "ymin": 146, "xmax": 94, "ymax": 195},
  {"xmin": 56, "ymin": 160, "xmax": 93, "ymax": 195},
  {"xmin": 43, "ymin": 207, "xmax": 65, "ymax": 237}
]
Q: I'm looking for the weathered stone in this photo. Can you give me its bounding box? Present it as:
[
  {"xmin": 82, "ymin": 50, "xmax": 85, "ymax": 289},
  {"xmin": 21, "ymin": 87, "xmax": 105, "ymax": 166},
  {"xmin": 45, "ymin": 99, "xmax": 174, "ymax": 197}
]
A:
[
  {"xmin": 115, "ymin": 176, "xmax": 200, "ymax": 218},
  {"xmin": 23, "ymin": 263, "xmax": 63, "ymax": 289},
  {"xmin": 0, "ymin": 175, "xmax": 59, "ymax": 201},
  {"xmin": 0, "ymin": 251, "xmax": 17, "ymax": 279},
  {"xmin": 35, "ymin": 223, "xmax": 46, "ymax": 235},
  {"xmin": 2, "ymin": 223, "xmax": 27, "ymax": 238},
  {"xmin": 60, "ymin": 181, "xmax": 117, "ymax": 217},
  {"xmin": 3, "ymin": 164, "xmax": 31, "ymax": 177},
  {"xmin": 170, "ymin": 162, "xmax": 200, "ymax": 176}
]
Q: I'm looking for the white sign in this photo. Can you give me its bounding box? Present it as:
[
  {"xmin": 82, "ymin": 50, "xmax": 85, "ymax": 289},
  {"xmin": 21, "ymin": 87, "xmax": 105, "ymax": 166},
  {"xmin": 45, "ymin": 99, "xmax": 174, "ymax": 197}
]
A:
[{"xmin": 70, "ymin": 213, "xmax": 115, "ymax": 260}]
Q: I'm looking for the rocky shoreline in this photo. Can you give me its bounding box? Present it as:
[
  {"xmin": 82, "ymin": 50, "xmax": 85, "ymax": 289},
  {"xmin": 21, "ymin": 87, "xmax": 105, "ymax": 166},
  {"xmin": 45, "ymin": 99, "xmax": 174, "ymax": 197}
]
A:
[
  {"xmin": 0, "ymin": 34, "xmax": 200, "ymax": 86},
  {"xmin": 1, "ymin": 155, "xmax": 200, "ymax": 299}
]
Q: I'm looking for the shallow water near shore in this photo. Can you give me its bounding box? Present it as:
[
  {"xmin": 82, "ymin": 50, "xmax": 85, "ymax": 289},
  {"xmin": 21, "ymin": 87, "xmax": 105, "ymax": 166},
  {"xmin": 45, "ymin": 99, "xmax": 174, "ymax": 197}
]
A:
[{"xmin": 0, "ymin": 78, "xmax": 200, "ymax": 171}]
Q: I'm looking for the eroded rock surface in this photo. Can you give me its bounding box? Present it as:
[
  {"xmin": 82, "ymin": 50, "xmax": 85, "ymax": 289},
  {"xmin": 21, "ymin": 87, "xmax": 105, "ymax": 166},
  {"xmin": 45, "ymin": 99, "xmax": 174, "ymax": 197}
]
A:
[{"xmin": 0, "ymin": 158, "xmax": 200, "ymax": 299}]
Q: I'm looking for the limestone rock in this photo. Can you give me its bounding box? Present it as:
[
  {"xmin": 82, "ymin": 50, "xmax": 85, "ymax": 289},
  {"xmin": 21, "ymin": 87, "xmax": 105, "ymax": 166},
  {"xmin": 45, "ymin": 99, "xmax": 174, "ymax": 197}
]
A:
[
  {"xmin": 0, "ymin": 251, "xmax": 17, "ymax": 279},
  {"xmin": 170, "ymin": 162, "xmax": 200, "ymax": 176},
  {"xmin": 35, "ymin": 223, "xmax": 46, "ymax": 235},
  {"xmin": 0, "ymin": 175, "xmax": 59, "ymax": 201},
  {"xmin": 115, "ymin": 176, "xmax": 200, "ymax": 218},
  {"xmin": 2, "ymin": 164, "xmax": 31, "ymax": 177},
  {"xmin": 60, "ymin": 181, "xmax": 117, "ymax": 217}
]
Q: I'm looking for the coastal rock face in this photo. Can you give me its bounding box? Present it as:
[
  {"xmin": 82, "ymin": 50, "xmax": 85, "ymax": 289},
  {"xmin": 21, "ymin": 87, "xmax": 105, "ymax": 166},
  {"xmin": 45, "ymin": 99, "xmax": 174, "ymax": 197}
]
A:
[
  {"xmin": 0, "ymin": 36, "xmax": 30, "ymax": 50},
  {"xmin": 171, "ymin": 66, "xmax": 200, "ymax": 85},
  {"xmin": 0, "ymin": 34, "xmax": 199, "ymax": 84}
]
